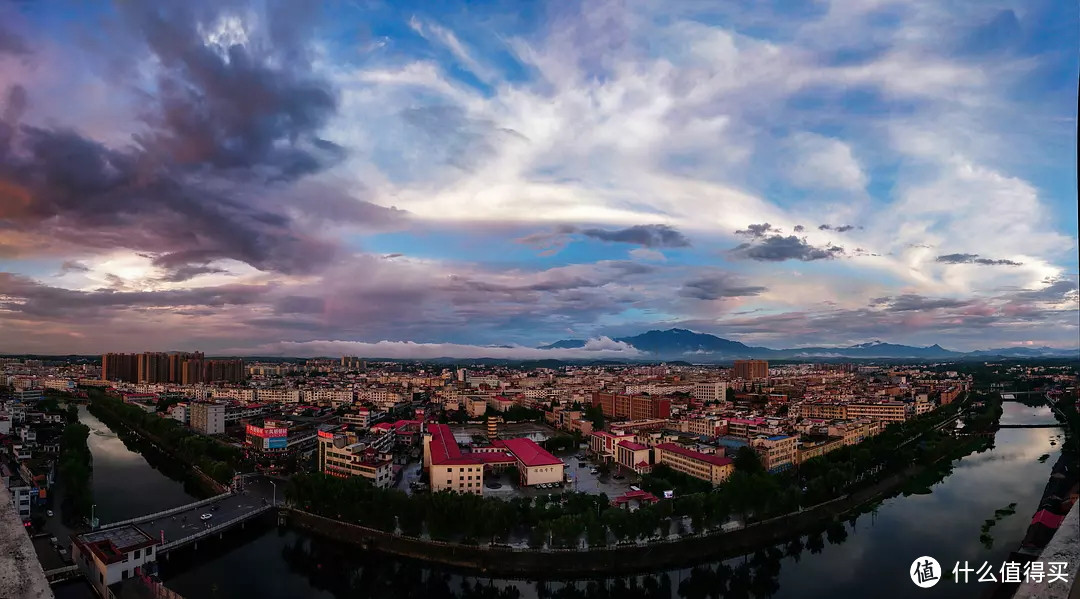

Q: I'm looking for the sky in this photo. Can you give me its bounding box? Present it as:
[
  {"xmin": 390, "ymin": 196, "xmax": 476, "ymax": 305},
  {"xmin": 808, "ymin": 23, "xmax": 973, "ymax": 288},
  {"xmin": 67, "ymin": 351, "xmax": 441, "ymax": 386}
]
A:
[{"xmin": 0, "ymin": 0, "xmax": 1077, "ymax": 358}]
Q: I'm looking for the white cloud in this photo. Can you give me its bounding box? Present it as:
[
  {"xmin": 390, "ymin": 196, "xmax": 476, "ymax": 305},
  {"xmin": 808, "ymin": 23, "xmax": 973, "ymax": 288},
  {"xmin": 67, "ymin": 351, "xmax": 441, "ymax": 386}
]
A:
[
  {"xmin": 786, "ymin": 133, "xmax": 867, "ymax": 191},
  {"xmin": 407, "ymin": 16, "xmax": 496, "ymax": 83},
  {"xmin": 241, "ymin": 337, "xmax": 642, "ymax": 359},
  {"xmin": 629, "ymin": 248, "xmax": 667, "ymax": 262}
]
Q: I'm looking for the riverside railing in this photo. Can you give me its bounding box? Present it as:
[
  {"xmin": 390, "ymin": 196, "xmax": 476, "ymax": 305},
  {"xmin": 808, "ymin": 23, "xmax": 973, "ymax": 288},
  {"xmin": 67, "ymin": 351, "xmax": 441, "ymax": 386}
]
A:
[{"xmin": 159, "ymin": 504, "xmax": 272, "ymax": 551}]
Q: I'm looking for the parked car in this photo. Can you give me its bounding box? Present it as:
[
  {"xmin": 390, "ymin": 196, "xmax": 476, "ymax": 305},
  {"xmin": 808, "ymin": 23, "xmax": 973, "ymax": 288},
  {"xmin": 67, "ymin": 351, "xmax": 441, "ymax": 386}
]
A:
[
  {"xmin": 589, "ymin": 469, "xmax": 599, "ymax": 475},
  {"xmin": 200, "ymin": 513, "xmax": 213, "ymax": 521},
  {"xmin": 46, "ymin": 510, "xmax": 54, "ymax": 517}
]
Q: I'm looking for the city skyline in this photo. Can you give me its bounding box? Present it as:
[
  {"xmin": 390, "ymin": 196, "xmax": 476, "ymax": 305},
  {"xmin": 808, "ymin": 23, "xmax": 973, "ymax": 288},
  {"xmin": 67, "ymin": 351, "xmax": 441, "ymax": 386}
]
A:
[{"xmin": 1, "ymin": 0, "xmax": 1078, "ymax": 358}]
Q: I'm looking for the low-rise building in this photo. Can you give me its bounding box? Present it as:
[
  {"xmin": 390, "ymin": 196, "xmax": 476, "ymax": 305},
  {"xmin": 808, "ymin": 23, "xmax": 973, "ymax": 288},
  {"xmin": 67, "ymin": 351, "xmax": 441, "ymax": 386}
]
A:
[
  {"xmin": 615, "ymin": 440, "xmax": 652, "ymax": 474},
  {"xmin": 492, "ymin": 437, "xmax": 564, "ymax": 486},
  {"xmin": 751, "ymin": 434, "xmax": 797, "ymax": 472},
  {"xmin": 317, "ymin": 430, "xmax": 394, "ymax": 487},
  {"xmin": 588, "ymin": 430, "xmax": 635, "ymax": 462},
  {"xmin": 71, "ymin": 525, "xmax": 159, "ymax": 598},
  {"xmin": 654, "ymin": 443, "xmax": 734, "ymax": 485}
]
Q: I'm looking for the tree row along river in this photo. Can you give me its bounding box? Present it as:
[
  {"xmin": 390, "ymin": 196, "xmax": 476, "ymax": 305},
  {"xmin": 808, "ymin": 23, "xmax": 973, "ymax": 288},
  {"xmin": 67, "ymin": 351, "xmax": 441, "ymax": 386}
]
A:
[{"xmin": 54, "ymin": 401, "xmax": 1065, "ymax": 599}]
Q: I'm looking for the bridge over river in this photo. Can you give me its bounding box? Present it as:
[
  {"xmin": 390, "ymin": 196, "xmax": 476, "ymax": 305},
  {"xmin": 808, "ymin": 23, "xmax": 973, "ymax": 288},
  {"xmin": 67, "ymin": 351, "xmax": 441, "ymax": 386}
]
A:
[{"xmin": 47, "ymin": 475, "xmax": 280, "ymax": 585}]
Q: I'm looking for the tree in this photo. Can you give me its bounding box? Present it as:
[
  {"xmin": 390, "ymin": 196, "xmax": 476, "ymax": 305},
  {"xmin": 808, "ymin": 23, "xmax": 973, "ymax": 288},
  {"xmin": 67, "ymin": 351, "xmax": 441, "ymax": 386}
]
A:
[
  {"xmin": 733, "ymin": 446, "xmax": 765, "ymax": 475},
  {"xmin": 584, "ymin": 404, "xmax": 605, "ymax": 430}
]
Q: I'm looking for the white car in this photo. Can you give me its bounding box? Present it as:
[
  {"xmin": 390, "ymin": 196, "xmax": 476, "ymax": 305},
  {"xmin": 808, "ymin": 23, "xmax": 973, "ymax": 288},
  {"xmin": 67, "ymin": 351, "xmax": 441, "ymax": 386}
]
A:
[
  {"xmin": 46, "ymin": 510, "xmax": 54, "ymax": 517},
  {"xmin": 199, "ymin": 513, "xmax": 213, "ymax": 521}
]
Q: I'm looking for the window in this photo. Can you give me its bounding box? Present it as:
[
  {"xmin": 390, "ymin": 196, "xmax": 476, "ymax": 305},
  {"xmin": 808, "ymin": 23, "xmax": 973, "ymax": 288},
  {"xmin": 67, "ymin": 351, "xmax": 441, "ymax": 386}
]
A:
[
  {"xmin": 146, "ymin": 547, "xmax": 152, "ymax": 556},
  {"xmin": 134, "ymin": 549, "xmax": 141, "ymax": 559},
  {"xmin": 122, "ymin": 569, "xmax": 129, "ymax": 580}
]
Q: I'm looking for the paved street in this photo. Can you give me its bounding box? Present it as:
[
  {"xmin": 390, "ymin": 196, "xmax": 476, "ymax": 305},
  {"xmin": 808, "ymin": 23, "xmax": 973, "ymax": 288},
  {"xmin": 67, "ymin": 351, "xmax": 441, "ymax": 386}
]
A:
[{"xmin": 128, "ymin": 477, "xmax": 278, "ymax": 545}]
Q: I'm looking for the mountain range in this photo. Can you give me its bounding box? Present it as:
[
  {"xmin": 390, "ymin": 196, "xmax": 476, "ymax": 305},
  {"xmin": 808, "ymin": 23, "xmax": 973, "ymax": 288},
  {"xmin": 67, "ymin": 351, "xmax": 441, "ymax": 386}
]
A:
[{"xmin": 540, "ymin": 328, "xmax": 1079, "ymax": 361}]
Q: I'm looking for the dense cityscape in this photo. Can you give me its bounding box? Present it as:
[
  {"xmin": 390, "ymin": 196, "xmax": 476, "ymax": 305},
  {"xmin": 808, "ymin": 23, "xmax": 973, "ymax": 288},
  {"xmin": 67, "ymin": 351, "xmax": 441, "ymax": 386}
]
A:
[{"xmin": 2, "ymin": 351, "xmax": 1078, "ymax": 598}]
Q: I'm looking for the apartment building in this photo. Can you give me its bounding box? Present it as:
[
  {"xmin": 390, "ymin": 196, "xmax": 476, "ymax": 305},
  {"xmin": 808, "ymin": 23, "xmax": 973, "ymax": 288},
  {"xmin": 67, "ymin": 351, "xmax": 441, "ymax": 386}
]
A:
[
  {"xmin": 676, "ymin": 415, "xmax": 726, "ymax": 438},
  {"xmin": 256, "ymin": 388, "xmax": 301, "ymax": 404},
  {"xmin": 654, "ymin": 443, "xmax": 734, "ymax": 485},
  {"xmin": 190, "ymin": 402, "xmax": 225, "ymax": 435},
  {"xmin": 692, "ymin": 381, "xmax": 728, "ymax": 403},
  {"xmin": 733, "ymin": 360, "xmax": 769, "ymax": 380},
  {"xmin": 846, "ymin": 401, "xmax": 907, "ymax": 423},
  {"xmin": 750, "ymin": 435, "xmax": 797, "ymax": 472},
  {"xmin": 590, "ymin": 392, "xmax": 671, "ymax": 421}
]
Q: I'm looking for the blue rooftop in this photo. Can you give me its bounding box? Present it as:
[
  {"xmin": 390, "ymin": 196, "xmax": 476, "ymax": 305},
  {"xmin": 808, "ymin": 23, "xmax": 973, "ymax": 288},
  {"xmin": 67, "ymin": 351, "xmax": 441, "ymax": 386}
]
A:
[{"xmin": 766, "ymin": 435, "xmax": 792, "ymax": 441}]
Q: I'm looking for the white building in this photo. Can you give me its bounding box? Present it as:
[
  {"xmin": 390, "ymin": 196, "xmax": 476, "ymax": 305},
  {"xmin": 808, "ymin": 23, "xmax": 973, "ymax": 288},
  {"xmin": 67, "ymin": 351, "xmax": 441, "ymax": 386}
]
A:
[
  {"xmin": 71, "ymin": 525, "xmax": 159, "ymax": 597},
  {"xmin": 170, "ymin": 403, "xmax": 190, "ymax": 425},
  {"xmin": 190, "ymin": 403, "xmax": 225, "ymax": 435},
  {"xmin": 693, "ymin": 381, "xmax": 728, "ymax": 403},
  {"xmin": 257, "ymin": 388, "xmax": 301, "ymax": 404},
  {"xmin": 210, "ymin": 388, "xmax": 256, "ymax": 402},
  {"xmin": 302, "ymin": 389, "xmax": 354, "ymax": 406}
]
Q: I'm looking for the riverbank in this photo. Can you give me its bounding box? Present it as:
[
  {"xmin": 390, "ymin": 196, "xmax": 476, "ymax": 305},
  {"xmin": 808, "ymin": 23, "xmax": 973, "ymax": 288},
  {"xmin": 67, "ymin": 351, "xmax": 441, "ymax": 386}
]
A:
[
  {"xmin": 284, "ymin": 431, "xmax": 992, "ymax": 577},
  {"xmin": 85, "ymin": 395, "xmax": 228, "ymax": 498}
]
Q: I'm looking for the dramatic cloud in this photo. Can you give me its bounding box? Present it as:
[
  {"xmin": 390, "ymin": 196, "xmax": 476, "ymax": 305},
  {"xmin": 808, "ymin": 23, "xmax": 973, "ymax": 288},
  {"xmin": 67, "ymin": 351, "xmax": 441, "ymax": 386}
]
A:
[
  {"xmin": 519, "ymin": 224, "xmax": 691, "ymax": 254},
  {"xmin": 679, "ymin": 274, "xmax": 767, "ymax": 300},
  {"xmin": 870, "ymin": 294, "xmax": 972, "ymax": 312},
  {"xmin": 935, "ymin": 253, "xmax": 1023, "ymax": 266},
  {"xmin": 0, "ymin": 0, "xmax": 1075, "ymax": 354},
  {"xmin": 735, "ymin": 223, "xmax": 779, "ymax": 238},
  {"xmin": 579, "ymin": 225, "xmax": 691, "ymax": 248},
  {"xmin": 729, "ymin": 235, "xmax": 844, "ymax": 262},
  {"xmin": 0, "ymin": 1, "xmax": 402, "ymax": 276}
]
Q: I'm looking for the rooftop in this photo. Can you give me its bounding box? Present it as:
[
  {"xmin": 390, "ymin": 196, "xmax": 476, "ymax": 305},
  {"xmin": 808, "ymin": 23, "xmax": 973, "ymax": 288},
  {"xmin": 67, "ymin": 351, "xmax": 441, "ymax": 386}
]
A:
[
  {"xmin": 494, "ymin": 437, "xmax": 563, "ymax": 467},
  {"xmin": 656, "ymin": 443, "xmax": 733, "ymax": 468},
  {"xmin": 72, "ymin": 525, "xmax": 156, "ymax": 565}
]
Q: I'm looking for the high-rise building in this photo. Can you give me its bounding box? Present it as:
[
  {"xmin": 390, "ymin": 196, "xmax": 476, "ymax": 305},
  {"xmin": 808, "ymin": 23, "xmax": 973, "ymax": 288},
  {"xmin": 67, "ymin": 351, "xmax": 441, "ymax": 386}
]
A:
[
  {"xmin": 204, "ymin": 359, "xmax": 245, "ymax": 383},
  {"xmin": 137, "ymin": 352, "xmax": 170, "ymax": 383},
  {"xmin": 101, "ymin": 353, "xmax": 138, "ymax": 383},
  {"xmin": 733, "ymin": 360, "xmax": 769, "ymax": 380},
  {"xmin": 168, "ymin": 352, "xmax": 204, "ymax": 383}
]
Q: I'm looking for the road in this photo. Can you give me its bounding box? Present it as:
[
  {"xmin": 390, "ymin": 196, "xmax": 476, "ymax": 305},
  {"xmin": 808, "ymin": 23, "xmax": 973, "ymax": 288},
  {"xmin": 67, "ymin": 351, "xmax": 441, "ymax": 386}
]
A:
[{"xmin": 123, "ymin": 476, "xmax": 278, "ymax": 545}]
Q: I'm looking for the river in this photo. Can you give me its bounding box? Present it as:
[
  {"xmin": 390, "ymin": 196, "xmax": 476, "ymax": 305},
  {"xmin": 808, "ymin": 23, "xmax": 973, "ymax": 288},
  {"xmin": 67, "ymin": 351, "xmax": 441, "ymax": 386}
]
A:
[{"xmin": 60, "ymin": 402, "xmax": 1065, "ymax": 598}]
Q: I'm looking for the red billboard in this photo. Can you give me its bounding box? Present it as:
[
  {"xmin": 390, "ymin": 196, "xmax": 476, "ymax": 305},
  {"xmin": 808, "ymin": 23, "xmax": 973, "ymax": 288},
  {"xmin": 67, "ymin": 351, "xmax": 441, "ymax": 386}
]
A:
[{"xmin": 246, "ymin": 424, "xmax": 287, "ymax": 438}]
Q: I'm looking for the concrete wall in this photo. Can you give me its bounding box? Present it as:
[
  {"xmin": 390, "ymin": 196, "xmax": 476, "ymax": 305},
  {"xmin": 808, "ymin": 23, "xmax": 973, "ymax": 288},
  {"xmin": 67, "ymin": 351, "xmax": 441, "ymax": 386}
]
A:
[{"xmin": 0, "ymin": 477, "xmax": 52, "ymax": 599}]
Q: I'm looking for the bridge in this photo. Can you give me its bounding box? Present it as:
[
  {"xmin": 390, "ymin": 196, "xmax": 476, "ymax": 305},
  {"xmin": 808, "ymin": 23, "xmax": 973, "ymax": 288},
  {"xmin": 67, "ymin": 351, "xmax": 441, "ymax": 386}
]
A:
[{"xmin": 96, "ymin": 474, "xmax": 278, "ymax": 555}]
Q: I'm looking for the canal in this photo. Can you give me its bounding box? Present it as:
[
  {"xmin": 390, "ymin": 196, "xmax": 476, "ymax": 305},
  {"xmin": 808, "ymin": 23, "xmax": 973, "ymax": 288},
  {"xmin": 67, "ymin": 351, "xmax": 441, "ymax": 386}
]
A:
[
  {"xmin": 149, "ymin": 401, "xmax": 1064, "ymax": 599},
  {"xmin": 78, "ymin": 405, "xmax": 199, "ymax": 523}
]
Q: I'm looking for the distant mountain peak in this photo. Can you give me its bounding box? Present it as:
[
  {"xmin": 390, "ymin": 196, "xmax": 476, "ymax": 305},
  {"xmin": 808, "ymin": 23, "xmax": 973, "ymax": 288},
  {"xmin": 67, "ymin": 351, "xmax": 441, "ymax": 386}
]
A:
[{"xmin": 538, "ymin": 329, "xmax": 1071, "ymax": 362}]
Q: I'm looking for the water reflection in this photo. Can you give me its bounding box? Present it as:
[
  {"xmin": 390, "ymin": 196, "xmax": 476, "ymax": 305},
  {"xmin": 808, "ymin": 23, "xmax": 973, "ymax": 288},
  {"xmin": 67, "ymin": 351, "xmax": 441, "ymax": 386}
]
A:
[
  {"xmin": 79, "ymin": 406, "xmax": 198, "ymax": 522},
  {"xmin": 160, "ymin": 403, "xmax": 1061, "ymax": 599}
]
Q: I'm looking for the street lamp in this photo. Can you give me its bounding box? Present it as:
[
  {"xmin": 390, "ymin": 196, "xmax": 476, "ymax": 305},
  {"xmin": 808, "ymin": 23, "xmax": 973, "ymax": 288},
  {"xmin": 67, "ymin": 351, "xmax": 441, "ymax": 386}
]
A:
[
  {"xmin": 269, "ymin": 481, "xmax": 276, "ymax": 506},
  {"xmin": 91, "ymin": 504, "xmax": 97, "ymax": 529}
]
